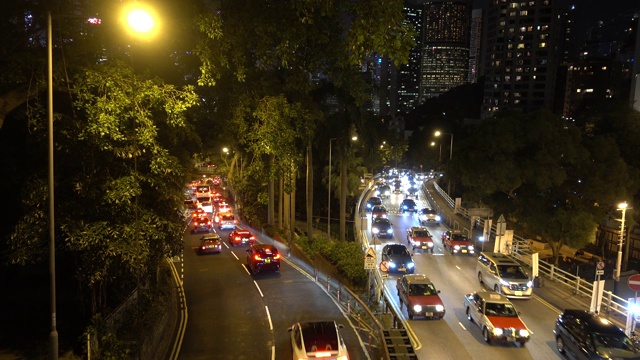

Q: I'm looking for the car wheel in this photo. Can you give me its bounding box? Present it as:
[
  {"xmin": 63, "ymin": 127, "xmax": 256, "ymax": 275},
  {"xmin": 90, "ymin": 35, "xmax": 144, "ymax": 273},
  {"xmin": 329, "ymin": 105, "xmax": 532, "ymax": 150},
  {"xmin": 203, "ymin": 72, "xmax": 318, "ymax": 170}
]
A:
[
  {"xmin": 494, "ymin": 285, "xmax": 500, "ymax": 294},
  {"xmin": 466, "ymin": 307, "xmax": 473, "ymax": 322},
  {"xmin": 477, "ymin": 272, "xmax": 483, "ymax": 284},
  {"xmin": 483, "ymin": 327, "xmax": 491, "ymax": 343},
  {"xmin": 556, "ymin": 337, "xmax": 565, "ymax": 354},
  {"xmin": 517, "ymin": 341, "xmax": 526, "ymax": 347}
]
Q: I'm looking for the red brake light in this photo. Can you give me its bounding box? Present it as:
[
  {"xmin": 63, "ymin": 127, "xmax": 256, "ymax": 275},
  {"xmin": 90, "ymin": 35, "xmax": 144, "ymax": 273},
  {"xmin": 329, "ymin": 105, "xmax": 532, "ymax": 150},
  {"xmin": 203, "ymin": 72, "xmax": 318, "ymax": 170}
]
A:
[
  {"xmin": 253, "ymin": 254, "xmax": 262, "ymax": 261},
  {"xmin": 235, "ymin": 236, "xmax": 240, "ymax": 240},
  {"xmin": 315, "ymin": 351, "xmax": 331, "ymax": 357},
  {"xmin": 274, "ymin": 254, "xmax": 281, "ymax": 260}
]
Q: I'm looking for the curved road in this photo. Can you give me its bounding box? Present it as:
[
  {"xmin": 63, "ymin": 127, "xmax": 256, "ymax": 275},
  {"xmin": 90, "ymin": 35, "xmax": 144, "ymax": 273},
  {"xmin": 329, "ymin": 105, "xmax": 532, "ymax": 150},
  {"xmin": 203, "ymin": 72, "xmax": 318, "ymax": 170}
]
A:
[{"xmin": 178, "ymin": 221, "xmax": 369, "ymax": 360}]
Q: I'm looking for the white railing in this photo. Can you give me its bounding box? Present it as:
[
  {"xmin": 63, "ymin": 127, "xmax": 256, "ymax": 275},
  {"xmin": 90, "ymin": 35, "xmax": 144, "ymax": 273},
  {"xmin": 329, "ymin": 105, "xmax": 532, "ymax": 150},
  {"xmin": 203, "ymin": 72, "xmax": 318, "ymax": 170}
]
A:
[{"xmin": 427, "ymin": 181, "xmax": 630, "ymax": 322}]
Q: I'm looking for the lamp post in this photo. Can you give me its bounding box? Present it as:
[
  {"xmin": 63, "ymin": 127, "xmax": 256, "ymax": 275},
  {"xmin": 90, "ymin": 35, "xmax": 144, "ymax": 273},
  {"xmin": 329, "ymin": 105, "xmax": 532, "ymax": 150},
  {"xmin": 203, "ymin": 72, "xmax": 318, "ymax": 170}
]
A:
[
  {"xmin": 614, "ymin": 202, "xmax": 629, "ymax": 281},
  {"xmin": 47, "ymin": 7, "xmax": 157, "ymax": 359},
  {"xmin": 430, "ymin": 141, "xmax": 442, "ymax": 162},
  {"xmin": 434, "ymin": 131, "xmax": 453, "ymax": 160},
  {"xmin": 327, "ymin": 136, "xmax": 357, "ymax": 239}
]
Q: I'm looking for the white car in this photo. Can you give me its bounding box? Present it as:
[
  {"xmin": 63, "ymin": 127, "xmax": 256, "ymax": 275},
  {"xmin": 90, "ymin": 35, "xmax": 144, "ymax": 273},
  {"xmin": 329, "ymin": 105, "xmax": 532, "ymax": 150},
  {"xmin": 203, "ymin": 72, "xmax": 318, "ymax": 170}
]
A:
[
  {"xmin": 217, "ymin": 202, "xmax": 232, "ymax": 213},
  {"xmin": 289, "ymin": 321, "xmax": 349, "ymax": 360}
]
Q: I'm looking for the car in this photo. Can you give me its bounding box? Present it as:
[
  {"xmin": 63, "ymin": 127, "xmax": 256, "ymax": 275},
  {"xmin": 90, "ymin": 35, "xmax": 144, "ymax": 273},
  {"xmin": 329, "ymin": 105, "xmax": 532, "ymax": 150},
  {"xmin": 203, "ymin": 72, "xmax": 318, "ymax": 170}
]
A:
[
  {"xmin": 197, "ymin": 196, "xmax": 213, "ymax": 213},
  {"xmin": 554, "ymin": 309, "xmax": 640, "ymax": 359},
  {"xmin": 396, "ymin": 274, "xmax": 445, "ymax": 320},
  {"xmin": 393, "ymin": 180, "xmax": 403, "ymax": 194},
  {"xmin": 215, "ymin": 212, "xmax": 237, "ymax": 230},
  {"xmin": 212, "ymin": 191, "xmax": 223, "ymax": 203},
  {"xmin": 217, "ymin": 201, "xmax": 232, "ymax": 213},
  {"xmin": 464, "ymin": 290, "xmax": 531, "ymax": 346},
  {"xmin": 195, "ymin": 184, "xmax": 211, "ymax": 198},
  {"xmin": 198, "ymin": 234, "xmax": 222, "ymax": 254},
  {"xmin": 400, "ymin": 198, "xmax": 417, "ymax": 213},
  {"xmin": 365, "ymin": 196, "xmax": 383, "ymax": 211},
  {"xmin": 418, "ymin": 208, "xmax": 440, "ymax": 225},
  {"xmin": 184, "ymin": 198, "xmax": 199, "ymax": 212},
  {"xmin": 406, "ymin": 227, "xmax": 434, "ymax": 252},
  {"xmin": 246, "ymin": 244, "xmax": 281, "ymax": 273},
  {"xmin": 371, "ymin": 218, "xmax": 394, "ymax": 239},
  {"xmin": 376, "ymin": 184, "xmax": 392, "ymax": 199},
  {"xmin": 191, "ymin": 207, "xmax": 207, "ymax": 220},
  {"xmin": 371, "ymin": 205, "xmax": 388, "ymax": 220},
  {"xmin": 477, "ymin": 252, "xmax": 533, "ymax": 299},
  {"xmin": 192, "ymin": 216, "xmax": 213, "ymax": 233},
  {"xmin": 381, "ymin": 244, "xmax": 415, "ymax": 274},
  {"xmin": 405, "ymin": 186, "xmax": 419, "ymax": 199},
  {"xmin": 229, "ymin": 229, "xmax": 256, "ymax": 247},
  {"xmin": 288, "ymin": 321, "xmax": 349, "ymax": 360},
  {"xmin": 442, "ymin": 230, "xmax": 474, "ymax": 255}
]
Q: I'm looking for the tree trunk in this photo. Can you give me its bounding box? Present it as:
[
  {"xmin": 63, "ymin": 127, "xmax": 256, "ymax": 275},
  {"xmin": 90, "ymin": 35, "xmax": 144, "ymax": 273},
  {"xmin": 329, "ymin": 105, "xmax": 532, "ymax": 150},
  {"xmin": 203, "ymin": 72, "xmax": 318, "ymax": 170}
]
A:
[
  {"xmin": 278, "ymin": 176, "xmax": 283, "ymax": 230},
  {"xmin": 268, "ymin": 155, "xmax": 275, "ymax": 226},
  {"xmin": 306, "ymin": 142, "xmax": 314, "ymax": 244},
  {"xmin": 290, "ymin": 161, "xmax": 296, "ymax": 249},
  {"xmin": 340, "ymin": 157, "xmax": 347, "ymax": 241}
]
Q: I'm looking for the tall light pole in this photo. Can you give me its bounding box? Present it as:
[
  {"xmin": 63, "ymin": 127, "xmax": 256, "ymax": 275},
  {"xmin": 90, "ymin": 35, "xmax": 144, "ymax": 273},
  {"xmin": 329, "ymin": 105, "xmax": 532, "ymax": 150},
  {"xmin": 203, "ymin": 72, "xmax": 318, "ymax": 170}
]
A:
[
  {"xmin": 615, "ymin": 202, "xmax": 629, "ymax": 281},
  {"xmin": 430, "ymin": 141, "xmax": 442, "ymax": 162},
  {"xmin": 434, "ymin": 131, "xmax": 453, "ymax": 160},
  {"xmin": 47, "ymin": 7, "xmax": 158, "ymax": 359},
  {"xmin": 327, "ymin": 136, "xmax": 356, "ymax": 239}
]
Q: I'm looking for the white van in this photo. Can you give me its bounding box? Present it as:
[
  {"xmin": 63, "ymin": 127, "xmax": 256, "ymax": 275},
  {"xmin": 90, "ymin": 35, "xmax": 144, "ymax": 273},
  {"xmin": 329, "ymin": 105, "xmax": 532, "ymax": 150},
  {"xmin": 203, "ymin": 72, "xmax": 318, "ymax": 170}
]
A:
[
  {"xmin": 197, "ymin": 196, "xmax": 213, "ymax": 213},
  {"xmin": 476, "ymin": 252, "xmax": 533, "ymax": 299}
]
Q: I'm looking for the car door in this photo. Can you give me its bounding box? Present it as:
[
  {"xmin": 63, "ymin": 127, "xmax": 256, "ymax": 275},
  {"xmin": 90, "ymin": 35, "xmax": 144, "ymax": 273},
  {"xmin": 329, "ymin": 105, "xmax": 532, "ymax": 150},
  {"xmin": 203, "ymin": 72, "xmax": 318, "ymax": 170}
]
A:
[
  {"xmin": 397, "ymin": 278, "xmax": 409, "ymax": 305},
  {"xmin": 468, "ymin": 293, "xmax": 483, "ymax": 326}
]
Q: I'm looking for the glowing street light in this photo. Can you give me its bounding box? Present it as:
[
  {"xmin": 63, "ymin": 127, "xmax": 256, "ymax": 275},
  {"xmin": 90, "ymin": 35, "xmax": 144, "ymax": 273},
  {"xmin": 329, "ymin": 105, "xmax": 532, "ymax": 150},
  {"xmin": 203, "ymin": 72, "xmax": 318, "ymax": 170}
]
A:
[
  {"xmin": 121, "ymin": 4, "xmax": 160, "ymax": 38},
  {"xmin": 430, "ymin": 141, "xmax": 442, "ymax": 162},
  {"xmin": 434, "ymin": 131, "xmax": 453, "ymax": 160},
  {"xmin": 614, "ymin": 202, "xmax": 629, "ymax": 281}
]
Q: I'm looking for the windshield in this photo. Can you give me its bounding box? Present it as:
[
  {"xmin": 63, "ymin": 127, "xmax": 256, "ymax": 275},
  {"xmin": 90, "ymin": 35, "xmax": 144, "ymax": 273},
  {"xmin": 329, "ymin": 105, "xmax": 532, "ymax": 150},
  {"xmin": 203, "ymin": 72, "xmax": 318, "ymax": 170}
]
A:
[
  {"xmin": 409, "ymin": 283, "xmax": 437, "ymax": 296},
  {"xmin": 387, "ymin": 246, "xmax": 409, "ymax": 256},
  {"xmin": 497, "ymin": 265, "xmax": 529, "ymax": 279},
  {"xmin": 451, "ymin": 234, "xmax": 468, "ymax": 241},
  {"xmin": 592, "ymin": 332, "xmax": 639, "ymax": 357},
  {"xmin": 413, "ymin": 231, "xmax": 431, "ymax": 238},
  {"xmin": 484, "ymin": 302, "xmax": 518, "ymax": 317},
  {"xmin": 220, "ymin": 215, "xmax": 234, "ymax": 221}
]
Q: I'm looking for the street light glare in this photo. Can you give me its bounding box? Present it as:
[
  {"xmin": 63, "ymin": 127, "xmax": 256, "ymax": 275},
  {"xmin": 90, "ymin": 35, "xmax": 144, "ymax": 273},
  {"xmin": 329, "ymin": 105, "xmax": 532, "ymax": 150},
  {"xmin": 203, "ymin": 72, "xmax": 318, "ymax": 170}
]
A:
[
  {"xmin": 128, "ymin": 10, "xmax": 154, "ymax": 33},
  {"xmin": 619, "ymin": 202, "xmax": 628, "ymax": 210},
  {"xmin": 435, "ymin": 131, "xmax": 441, "ymax": 137}
]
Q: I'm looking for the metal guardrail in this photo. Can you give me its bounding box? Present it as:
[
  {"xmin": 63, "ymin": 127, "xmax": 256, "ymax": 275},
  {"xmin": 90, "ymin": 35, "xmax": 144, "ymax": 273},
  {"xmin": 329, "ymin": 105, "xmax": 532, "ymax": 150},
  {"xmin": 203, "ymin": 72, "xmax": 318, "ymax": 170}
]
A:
[{"xmin": 427, "ymin": 180, "xmax": 631, "ymax": 322}]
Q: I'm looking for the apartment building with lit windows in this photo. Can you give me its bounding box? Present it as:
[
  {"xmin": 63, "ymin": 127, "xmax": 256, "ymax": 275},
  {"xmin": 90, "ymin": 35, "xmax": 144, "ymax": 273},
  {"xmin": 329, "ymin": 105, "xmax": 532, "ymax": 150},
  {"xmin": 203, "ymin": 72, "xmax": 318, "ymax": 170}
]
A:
[{"xmin": 481, "ymin": 0, "xmax": 564, "ymax": 118}]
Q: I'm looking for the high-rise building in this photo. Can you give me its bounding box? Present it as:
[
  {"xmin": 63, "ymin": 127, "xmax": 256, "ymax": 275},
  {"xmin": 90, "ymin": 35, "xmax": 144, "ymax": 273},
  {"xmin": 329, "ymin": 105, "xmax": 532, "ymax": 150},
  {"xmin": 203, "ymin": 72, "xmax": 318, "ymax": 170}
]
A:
[
  {"xmin": 469, "ymin": 8, "xmax": 482, "ymax": 83},
  {"xmin": 419, "ymin": 0, "xmax": 472, "ymax": 102},
  {"xmin": 395, "ymin": 1, "xmax": 426, "ymax": 114},
  {"xmin": 481, "ymin": 0, "xmax": 564, "ymax": 119}
]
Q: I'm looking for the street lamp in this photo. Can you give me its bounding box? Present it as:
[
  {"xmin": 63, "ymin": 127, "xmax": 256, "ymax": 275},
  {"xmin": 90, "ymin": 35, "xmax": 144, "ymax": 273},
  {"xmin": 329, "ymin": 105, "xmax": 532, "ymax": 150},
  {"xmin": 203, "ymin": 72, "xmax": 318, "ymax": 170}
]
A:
[
  {"xmin": 614, "ymin": 202, "xmax": 629, "ymax": 281},
  {"xmin": 47, "ymin": 7, "xmax": 157, "ymax": 359},
  {"xmin": 430, "ymin": 141, "xmax": 442, "ymax": 162},
  {"xmin": 328, "ymin": 135, "xmax": 357, "ymax": 239},
  {"xmin": 434, "ymin": 131, "xmax": 453, "ymax": 160}
]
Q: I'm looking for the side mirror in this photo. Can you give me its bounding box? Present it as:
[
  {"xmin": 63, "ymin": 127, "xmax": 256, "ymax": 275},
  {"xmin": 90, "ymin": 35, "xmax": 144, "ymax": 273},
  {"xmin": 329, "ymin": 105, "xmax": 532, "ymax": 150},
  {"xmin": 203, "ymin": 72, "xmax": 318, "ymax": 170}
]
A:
[{"xmin": 437, "ymin": 290, "xmax": 441, "ymax": 294}]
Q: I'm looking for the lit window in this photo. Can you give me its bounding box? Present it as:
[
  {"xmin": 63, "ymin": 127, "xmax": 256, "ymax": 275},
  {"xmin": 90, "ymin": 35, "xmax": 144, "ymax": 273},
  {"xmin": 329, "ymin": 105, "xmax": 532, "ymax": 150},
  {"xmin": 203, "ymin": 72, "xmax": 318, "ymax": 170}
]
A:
[
  {"xmin": 539, "ymin": 42, "xmax": 547, "ymax": 48},
  {"xmin": 602, "ymin": 66, "xmax": 607, "ymax": 70},
  {"xmin": 576, "ymin": 89, "xmax": 581, "ymax": 93},
  {"xmin": 585, "ymin": 89, "xmax": 593, "ymax": 93}
]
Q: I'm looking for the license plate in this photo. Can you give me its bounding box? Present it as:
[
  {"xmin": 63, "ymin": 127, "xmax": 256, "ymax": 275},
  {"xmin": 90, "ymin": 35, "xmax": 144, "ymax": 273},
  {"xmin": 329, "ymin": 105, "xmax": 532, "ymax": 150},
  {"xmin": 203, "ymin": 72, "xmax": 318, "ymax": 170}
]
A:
[
  {"xmin": 265, "ymin": 258, "xmax": 271, "ymax": 263},
  {"xmin": 425, "ymin": 312, "xmax": 433, "ymax": 317},
  {"xmin": 399, "ymin": 267, "xmax": 406, "ymax": 271},
  {"xmin": 515, "ymin": 290, "xmax": 523, "ymax": 296},
  {"xmin": 507, "ymin": 336, "xmax": 515, "ymax": 342},
  {"xmin": 462, "ymin": 249, "xmax": 467, "ymax": 253},
  {"xmin": 421, "ymin": 246, "xmax": 427, "ymax": 249}
]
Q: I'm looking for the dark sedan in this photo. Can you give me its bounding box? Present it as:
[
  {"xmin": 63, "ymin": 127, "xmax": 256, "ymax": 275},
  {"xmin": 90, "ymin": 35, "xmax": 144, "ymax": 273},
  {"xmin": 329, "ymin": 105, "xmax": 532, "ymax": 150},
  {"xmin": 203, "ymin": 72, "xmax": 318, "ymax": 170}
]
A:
[
  {"xmin": 381, "ymin": 244, "xmax": 415, "ymax": 274},
  {"xmin": 371, "ymin": 218, "xmax": 394, "ymax": 239}
]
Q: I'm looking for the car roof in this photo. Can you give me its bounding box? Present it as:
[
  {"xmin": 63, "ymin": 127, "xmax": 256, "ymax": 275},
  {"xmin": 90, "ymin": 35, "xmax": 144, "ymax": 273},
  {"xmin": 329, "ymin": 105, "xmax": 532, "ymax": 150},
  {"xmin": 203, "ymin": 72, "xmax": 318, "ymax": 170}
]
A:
[
  {"xmin": 402, "ymin": 274, "xmax": 433, "ymax": 285},
  {"xmin": 384, "ymin": 243, "xmax": 408, "ymax": 250},
  {"xmin": 234, "ymin": 229, "xmax": 251, "ymax": 234},
  {"xmin": 373, "ymin": 217, "xmax": 391, "ymax": 224},
  {"xmin": 480, "ymin": 252, "xmax": 520, "ymax": 265},
  {"xmin": 402, "ymin": 199, "xmax": 416, "ymax": 203},
  {"xmin": 202, "ymin": 234, "xmax": 220, "ymax": 241},
  {"xmin": 252, "ymin": 244, "xmax": 276, "ymax": 251},
  {"xmin": 475, "ymin": 290, "xmax": 511, "ymax": 303},
  {"xmin": 561, "ymin": 309, "xmax": 625, "ymax": 334},
  {"xmin": 409, "ymin": 226, "xmax": 429, "ymax": 232}
]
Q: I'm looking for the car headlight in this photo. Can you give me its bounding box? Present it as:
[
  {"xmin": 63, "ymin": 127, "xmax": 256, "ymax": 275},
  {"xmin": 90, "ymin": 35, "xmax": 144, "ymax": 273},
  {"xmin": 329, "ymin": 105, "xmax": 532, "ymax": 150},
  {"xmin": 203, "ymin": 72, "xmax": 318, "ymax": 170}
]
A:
[
  {"xmin": 372, "ymin": 228, "xmax": 379, "ymax": 234},
  {"xmin": 435, "ymin": 305, "xmax": 445, "ymax": 312},
  {"xmin": 420, "ymin": 215, "xmax": 427, "ymax": 220},
  {"xmin": 492, "ymin": 328, "xmax": 504, "ymax": 336},
  {"xmin": 519, "ymin": 329, "xmax": 530, "ymax": 337},
  {"xmin": 366, "ymin": 203, "xmax": 372, "ymax": 209},
  {"xmin": 414, "ymin": 241, "xmax": 421, "ymax": 246},
  {"xmin": 454, "ymin": 245, "xmax": 460, "ymax": 250},
  {"xmin": 435, "ymin": 215, "xmax": 441, "ymax": 221},
  {"xmin": 388, "ymin": 261, "xmax": 396, "ymax": 268},
  {"xmin": 385, "ymin": 191, "xmax": 390, "ymax": 195},
  {"xmin": 402, "ymin": 205, "xmax": 407, "ymax": 209},
  {"xmin": 388, "ymin": 228, "xmax": 393, "ymax": 233},
  {"xmin": 407, "ymin": 262, "xmax": 415, "ymax": 268},
  {"xmin": 412, "ymin": 304, "xmax": 422, "ymax": 312},
  {"xmin": 428, "ymin": 242, "xmax": 434, "ymax": 247},
  {"xmin": 382, "ymin": 214, "xmax": 387, "ymax": 218},
  {"xmin": 500, "ymin": 279, "xmax": 510, "ymax": 287},
  {"xmin": 527, "ymin": 280, "xmax": 533, "ymax": 288},
  {"xmin": 468, "ymin": 245, "xmax": 474, "ymax": 250}
]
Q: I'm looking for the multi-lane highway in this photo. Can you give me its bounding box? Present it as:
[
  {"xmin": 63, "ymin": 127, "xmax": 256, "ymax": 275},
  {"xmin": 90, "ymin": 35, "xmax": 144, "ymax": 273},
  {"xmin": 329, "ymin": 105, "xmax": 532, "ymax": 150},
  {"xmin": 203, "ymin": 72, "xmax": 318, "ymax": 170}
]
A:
[
  {"xmin": 365, "ymin": 186, "xmax": 564, "ymax": 359},
  {"xmin": 177, "ymin": 219, "xmax": 369, "ymax": 360}
]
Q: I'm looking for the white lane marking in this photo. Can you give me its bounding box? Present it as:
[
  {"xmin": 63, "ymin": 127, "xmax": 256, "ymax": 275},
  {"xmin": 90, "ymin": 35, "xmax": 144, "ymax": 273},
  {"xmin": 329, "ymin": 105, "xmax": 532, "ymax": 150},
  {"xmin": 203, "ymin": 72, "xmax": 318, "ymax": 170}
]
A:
[
  {"xmin": 456, "ymin": 265, "xmax": 461, "ymax": 270},
  {"xmin": 265, "ymin": 306, "xmax": 273, "ymax": 330},
  {"xmin": 271, "ymin": 345, "xmax": 275, "ymax": 360},
  {"xmin": 254, "ymin": 280, "xmax": 264, "ymax": 297},
  {"xmin": 230, "ymin": 251, "xmax": 239, "ymax": 260},
  {"xmin": 458, "ymin": 322, "xmax": 467, "ymax": 331}
]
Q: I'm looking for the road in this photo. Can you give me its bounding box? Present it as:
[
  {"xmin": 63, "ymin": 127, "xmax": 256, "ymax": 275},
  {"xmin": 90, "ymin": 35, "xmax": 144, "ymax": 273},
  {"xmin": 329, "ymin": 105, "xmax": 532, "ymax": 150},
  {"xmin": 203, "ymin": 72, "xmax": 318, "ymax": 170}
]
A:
[
  {"xmin": 367, "ymin": 189, "xmax": 564, "ymax": 359},
  {"xmin": 177, "ymin": 218, "xmax": 369, "ymax": 360}
]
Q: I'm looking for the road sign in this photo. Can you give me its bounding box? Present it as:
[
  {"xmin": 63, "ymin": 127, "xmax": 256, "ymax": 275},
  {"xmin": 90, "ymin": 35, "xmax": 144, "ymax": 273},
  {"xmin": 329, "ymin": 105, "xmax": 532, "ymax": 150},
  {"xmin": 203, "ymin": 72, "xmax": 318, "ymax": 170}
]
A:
[
  {"xmin": 364, "ymin": 247, "xmax": 377, "ymax": 270},
  {"xmin": 596, "ymin": 261, "xmax": 605, "ymax": 271},
  {"xmin": 628, "ymin": 274, "xmax": 640, "ymax": 291},
  {"xmin": 380, "ymin": 260, "xmax": 389, "ymax": 272},
  {"xmin": 596, "ymin": 270, "xmax": 604, "ymax": 276}
]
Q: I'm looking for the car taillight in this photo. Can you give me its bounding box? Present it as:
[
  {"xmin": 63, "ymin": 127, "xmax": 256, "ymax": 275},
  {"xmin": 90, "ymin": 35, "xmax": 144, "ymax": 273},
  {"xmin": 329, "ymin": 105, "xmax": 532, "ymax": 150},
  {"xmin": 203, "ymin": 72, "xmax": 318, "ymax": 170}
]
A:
[
  {"xmin": 274, "ymin": 254, "xmax": 281, "ymax": 260},
  {"xmin": 201, "ymin": 246, "xmax": 205, "ymax": 250},
  {"xmin": 235, "ymin": 236, "xmax": 240, "ymax": 241},
  {"xmin": 234, "ymin": 220, "xmax": 238, "ymax": 224},
  {"xmin": 250, "ymin": 236, "xmax": 255, "ymax": 241},
  {"xmin": 253, "ymin": 254, "xmax": 262, "ymax": 261},
  {"xmin": 315, "ymin": 351, "xmax": 332, "ymax": 357}
]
